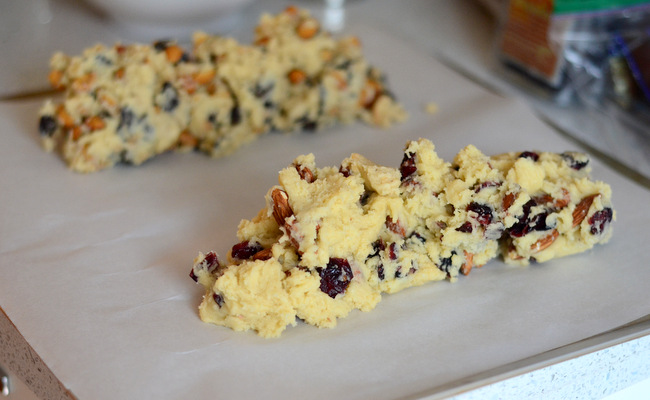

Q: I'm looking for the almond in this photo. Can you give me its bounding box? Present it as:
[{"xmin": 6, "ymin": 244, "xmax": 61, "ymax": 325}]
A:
[
  {"xmin": 294, "ymin": 163, "xmax": 315, "ymax": 183},
  {"xmin": 531, "ymin": 229, "xmax": 559, "ymax": 252},
  {"xmin": 503, "ymin": 192, "xmax": 516, "ymax": 211},
  {"xmin": 271, "ymin": 188, "xmax": 293, "ymax": 226},
  {"xmin": 252, "ymin": 248, "xmax": 273, "ymax": 261},
  {"xmin": 572, "ymin": 194, "xmax": 599, "ymax": 227},
  {"xmin": 460, "ymin": 251, "xmax": 474, "ymax": 275}
]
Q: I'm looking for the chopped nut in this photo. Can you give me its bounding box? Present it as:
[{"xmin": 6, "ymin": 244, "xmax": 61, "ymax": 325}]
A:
[
  {"xmin": 85, "ymin": 116, "xmax": 105, "ymax": 131},
  {"xmin": 165, "ymin": 45, "xmax": 185, "ymax": 63},
  {"xmin": 296, "ymin": 17, "xmax": 320, "ymax": 39},
  {"xmin": 271, "ymin": 188, "xmax": 293, "ymax": 226},
  {"xmin": 460, "ymin": 251, "xmax": 474, "ymax": 275},
  {"xmin": 193, "ymin": 69, "xmax": 216, "ymax": 85},
  {"xmin": 48, "ymin": 70, "xmax": 64, "ymax": 90},
  {"xmin": 573, "ymin": 194, "xmax": 598, "ymax": 227},
  {"xmin": 288, "ymin": 69, "xmax": 307, "ymax": 85},
  {"xmin": 294, "ymin": 163, "xmax": 315, "ymax": 183},
  {"xmin": 531, "ymin": 229, "xmax": 559, "ymax": 252},
  {"xmin": 252, "ymin": 248, "xmax": 273, "ymax": 261}
]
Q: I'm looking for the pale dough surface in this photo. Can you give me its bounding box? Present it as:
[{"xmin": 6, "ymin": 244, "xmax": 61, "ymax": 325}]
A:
[
  {"xmin": 38, "ymin": 7, "xmax": 407, "ymax": 172},
  {"xmin": 191, "ymin": 139, "xmax": 615, "ymax": 337}
]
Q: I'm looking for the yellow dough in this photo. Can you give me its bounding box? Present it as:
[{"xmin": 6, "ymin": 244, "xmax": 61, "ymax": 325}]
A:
[
  {"xmin": 37, "ymin": 7, "xmax": 407, "ymax": 172},
  {"xmin": 191, "ymin": 139, "xmax": 615, "ymax": 337}
]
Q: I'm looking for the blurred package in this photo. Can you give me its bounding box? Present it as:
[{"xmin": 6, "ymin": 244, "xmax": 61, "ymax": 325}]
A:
[{"xmin": 485, "ymin": 0, "xmax": 650, "ymax": 179}]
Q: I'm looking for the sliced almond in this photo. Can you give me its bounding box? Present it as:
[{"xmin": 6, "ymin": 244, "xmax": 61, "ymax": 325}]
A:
[
  {"xmin": 271, "ymin": 188, "xmax": 293, "ymax": 226},
  {"xmin": 502, "ymin": 192, "xmax": 517, "ymax": 211},
  {"xmin": 460, "ymin": 251, "xmax": 474, "ymax": 275},
  {"xmin": 554, "ymin": 188, "xmax": 571, "ymax": 208},
  {"xmin": 252, "ymin": 248, "xmax": 273, "ymax": 261},
  {"xmin": 530, "ymin": 229, "xmax": 559, "ymax": 252},
  {"xmin": 386, "ymin": 216, "xmax": 406, "ymax": 237},
  {"xmin": 294, "ymin": 163, "xmax": 315, "ymax": 183},
  {"xmin": 572, "ymin": 194, "xmax": 599, "ymax": 227}
]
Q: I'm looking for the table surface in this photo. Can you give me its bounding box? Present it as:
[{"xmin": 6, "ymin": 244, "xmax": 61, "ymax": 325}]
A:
[{"xmin": 1, "ymin": 0, "xmax": 649, "ymax": 399}]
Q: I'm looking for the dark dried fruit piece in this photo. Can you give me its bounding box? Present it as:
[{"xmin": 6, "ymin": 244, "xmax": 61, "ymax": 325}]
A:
[
  {"xmin": 190, "ymin": 251, "xmax": 221, "ymax": 282},
  {"xmin": 231, "ymin": 240, "xmax": 264, "ymax": 260},
  {"xmin": 317, "ymin": 258, "xmax": 353, "ymax": 298},
  {"xmin": 39, "ymin": 115, "xmax": 58, "ymax": 137},
  {"xmin": 519, "ymin": 151, "xmax": 540, "ymax": 161},
  {"xmin": 438, "ymin": 251, "xmax": 456, "ymax": 274},
  {"xmin": 562, "ymin": 152, "xmax": 590, "ymax": 170},
  {"xmin": 589, "ymin": 208, "xmax": 613, "ymax": 235},
  {"xmin": 212, "ymin": 292, "xmax": 224, "ymax": 308},
  {"xmin": 400, "ymin": 152, "xmax": 417, "ymax": 181},
  {"xmin": 159, "ymin": 81, "xmax": 179, "ymax": 112},
  {"xmin": 467, "ymin": 202, "xmax": 493, "ymax": 226},
  {"xmin": 456, "ymin": 221, "xmax": 473, "ymax": 233}
]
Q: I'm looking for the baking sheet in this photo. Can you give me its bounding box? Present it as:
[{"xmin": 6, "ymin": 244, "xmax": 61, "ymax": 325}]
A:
[{"xmin": 1, "ymin": 22, "xmax": 650, "ymax": 400}]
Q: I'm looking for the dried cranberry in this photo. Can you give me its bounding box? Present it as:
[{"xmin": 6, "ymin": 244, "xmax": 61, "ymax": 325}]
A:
[
  {"xmin": 159, "ymin": 82, "xmax": 179, "ymax": 112},
  {"xmin": 231, "ymin": 240, "xmax": 264, "ymax": 260},
  {"xmin": 153, "ymin": 40, "xmax": 171, "ymax": 51},
  {"xmin": 359, "ymin": 190, "xmax": 372, "ymax": 206},
  {"xmin": 394, "ymin": 266, "xmax": 402, "ymax": 278},
  {"xmin": 339, "ymin": 165, "xmax": 351, "ymax": 177},
  {"xmin": 456, "ymin": 221, "xmax": 473, "ymax": 233},
  {"xmin": 438, "ymin": 251, "xmax": 456, "ymax": 274},
  {"xmin": 410, "ymin": 232, "xmax": 426, "ymax": 242},
  {"xmin": 212, "ymin": 292, "xmax": 224, "ymax": 308},
  {"xmin": 400, "ymin": 152, "xmax": 417, "ymax": 181},
  {"xmin": 117, "ymin": 107, "xmax": 135, "ymax": 131},
  {"xmin": 317, "ymin": 258, "xmax": 353, "ymax": 298},
  {"xmin": 190, "ymin": 251, "xmax": 221, "ymax": 281},
  {"xmin": 189, "ymin": 270, "xmax": 198, "ymax": 282},
  {"xmin": 467, "ymin": 202, "xmax": 493, "ymax": 225},
  {"xmin": 388, "ymin": 242, "xmax": 398, "ymax": 260},
  {"xmin": 370, "ymin": 239, "xmax": 385, "ymax": 258},
  {"xmin": 562, "ymin": 152, "xmax": 590, "ymax": 170},
  {"xmin": 377, "ymin": 264, "xmax": 385, "ymax": 280},
  {"xmin": 519, "ymin": 151, "xmax": 540, "ymax": 161},
  {"xmin": 38, "ymin": 115, "xmax": 58, "ymax": 137},
  {"xmin": 230, "ymin": 105, "xmax": 242, "ymax": 125},
  {"xmin": 508, "ymin": 200, "xmax": 553, "ymax": 237},
  {"xmin": 589, "ymin": 208, "xmax": 613, "ymax": 235}
]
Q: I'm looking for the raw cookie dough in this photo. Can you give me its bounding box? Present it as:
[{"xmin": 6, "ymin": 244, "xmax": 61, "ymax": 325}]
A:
[
  {"xmin": 38, "ymin": 6, "xmax": 407, "ymax": 173},
  {"xmin": 190, "ymin": 139, "xmax": 615, "ymax": 337}
]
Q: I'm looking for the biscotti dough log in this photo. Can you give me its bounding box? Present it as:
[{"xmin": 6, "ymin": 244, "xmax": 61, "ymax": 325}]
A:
[
  {"xmin": 37, "ymin": 7, "xmax": 407, "ymax": 173},
  {"xmin": 190, "ymin": 139, "xmax": 615, "ymax": 337},
  {"xmin": 38, "ymin": 41, "xmax": 192, "ymax": 172},
  {"xmin": 489, "ymin": 150, "xmax": 615, "ymax": 265}
]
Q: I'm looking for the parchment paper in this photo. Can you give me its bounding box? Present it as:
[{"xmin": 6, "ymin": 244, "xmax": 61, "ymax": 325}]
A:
[{"xmin": 1, "ymin": 23, "xmax": 649, "ymax": 400}]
